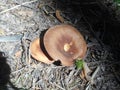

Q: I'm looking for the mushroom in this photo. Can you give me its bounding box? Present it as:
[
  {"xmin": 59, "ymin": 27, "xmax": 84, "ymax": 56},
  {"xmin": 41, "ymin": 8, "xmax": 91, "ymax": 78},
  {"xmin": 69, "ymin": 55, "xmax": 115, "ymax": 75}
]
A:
[
  {"xmin": 44, "ymin": 25, "xmax": 87, "ymax": 66},
  {"xmin": 30, "ymin": 38, "xmax": 54, "ymax": 64}
]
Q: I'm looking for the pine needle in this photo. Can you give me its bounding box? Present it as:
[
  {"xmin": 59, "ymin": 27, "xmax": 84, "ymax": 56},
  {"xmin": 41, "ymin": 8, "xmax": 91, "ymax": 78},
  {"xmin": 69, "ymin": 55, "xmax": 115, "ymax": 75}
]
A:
[{"xmin": 0, "ymin": 0, "xmax": 38, "ymax": 15}]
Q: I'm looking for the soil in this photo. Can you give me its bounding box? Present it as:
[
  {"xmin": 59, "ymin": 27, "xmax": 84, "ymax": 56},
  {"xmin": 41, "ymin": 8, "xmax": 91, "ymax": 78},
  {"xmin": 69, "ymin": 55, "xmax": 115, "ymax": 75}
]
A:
[{"xmin": 0, "ymin": 0, "xmax": 120, "ymax": 90}]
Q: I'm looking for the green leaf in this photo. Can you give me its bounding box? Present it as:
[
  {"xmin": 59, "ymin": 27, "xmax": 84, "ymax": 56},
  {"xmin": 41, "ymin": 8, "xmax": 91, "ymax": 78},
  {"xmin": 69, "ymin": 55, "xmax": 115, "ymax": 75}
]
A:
[{"xmin": 75, "ymin": 59, "xmax": 84, "ymax": 69}]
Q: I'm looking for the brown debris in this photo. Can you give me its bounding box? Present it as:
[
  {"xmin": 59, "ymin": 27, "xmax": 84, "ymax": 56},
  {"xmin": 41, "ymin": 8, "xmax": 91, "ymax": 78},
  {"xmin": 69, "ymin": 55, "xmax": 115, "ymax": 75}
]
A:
[{"xmin": 55, "ymin": 10, "xmax": 64, "ymax": 23}]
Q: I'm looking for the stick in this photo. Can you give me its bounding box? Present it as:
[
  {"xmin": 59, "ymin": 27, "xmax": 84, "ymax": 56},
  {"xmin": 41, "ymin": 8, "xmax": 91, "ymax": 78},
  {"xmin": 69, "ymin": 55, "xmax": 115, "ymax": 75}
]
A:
[{"xmin": 0, "ymin": 0, "xmax": 38, "ymax": 15}]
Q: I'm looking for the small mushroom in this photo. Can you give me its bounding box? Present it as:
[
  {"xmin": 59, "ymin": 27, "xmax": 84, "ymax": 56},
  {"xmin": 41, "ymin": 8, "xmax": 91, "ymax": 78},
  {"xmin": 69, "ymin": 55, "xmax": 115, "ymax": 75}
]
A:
[
  {"xmin": 44, "ymin": 25, "xmax": 87, "ymax": 66},
  {"xmin": 30, "ymin": 38, "xmax": 54, "ymax": 64}
]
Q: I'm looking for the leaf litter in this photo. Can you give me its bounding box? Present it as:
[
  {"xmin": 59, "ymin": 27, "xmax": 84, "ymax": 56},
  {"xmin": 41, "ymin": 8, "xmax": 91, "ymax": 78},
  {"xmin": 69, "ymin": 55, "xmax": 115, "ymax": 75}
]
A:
[{"xmin": 0, "ymin": 0, "xmax": 120, "ymax": 90}]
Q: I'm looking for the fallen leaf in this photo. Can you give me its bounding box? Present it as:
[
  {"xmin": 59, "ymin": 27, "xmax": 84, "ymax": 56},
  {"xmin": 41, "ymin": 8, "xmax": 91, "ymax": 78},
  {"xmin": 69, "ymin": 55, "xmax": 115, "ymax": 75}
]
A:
[
  {"xmin": 80, "ymin": 70, "xmax": 86, "ymax": 81},
  {"xmin": 55, "ymin": 10, "xmax": 64, "ymax": 23},
  {"xmin": 80, "ymin": 62, "xmax": 92, "ymax": 81}
]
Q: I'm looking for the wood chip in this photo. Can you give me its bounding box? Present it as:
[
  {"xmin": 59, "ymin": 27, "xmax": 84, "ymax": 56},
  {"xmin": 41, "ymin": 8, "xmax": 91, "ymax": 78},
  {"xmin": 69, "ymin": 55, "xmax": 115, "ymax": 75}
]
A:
[{"xmin": 55, "ymin": 10, "xmax": 64, "ymax": 23}]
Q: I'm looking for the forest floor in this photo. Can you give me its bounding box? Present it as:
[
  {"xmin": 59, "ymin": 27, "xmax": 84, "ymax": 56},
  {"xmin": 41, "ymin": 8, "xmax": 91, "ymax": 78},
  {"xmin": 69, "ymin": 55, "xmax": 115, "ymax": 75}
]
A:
[{"xmin": 0, "ymin": 0, "xmax": 120, "ymax": 90}]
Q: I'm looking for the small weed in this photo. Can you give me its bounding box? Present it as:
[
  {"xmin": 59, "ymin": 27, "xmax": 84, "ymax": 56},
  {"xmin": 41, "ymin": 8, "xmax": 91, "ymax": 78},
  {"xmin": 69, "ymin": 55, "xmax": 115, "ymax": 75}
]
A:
[{"xmin": 75, "ymin": 58, "xmax": 84, "ymax": 69}]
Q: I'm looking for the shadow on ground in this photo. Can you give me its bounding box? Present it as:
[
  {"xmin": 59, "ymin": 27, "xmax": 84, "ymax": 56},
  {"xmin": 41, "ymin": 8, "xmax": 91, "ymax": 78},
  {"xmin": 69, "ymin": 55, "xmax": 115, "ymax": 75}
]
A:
[
  {"xmin": 55, "ymin": 0, "xmax": 120, "ymax": 89},
  {"xmin": 0, "ymin": 52, "xmax": 11, "ymax": 90},
  {"xmin": 0, "ymin": 52, "xmax": 23, "ymax": 90}
]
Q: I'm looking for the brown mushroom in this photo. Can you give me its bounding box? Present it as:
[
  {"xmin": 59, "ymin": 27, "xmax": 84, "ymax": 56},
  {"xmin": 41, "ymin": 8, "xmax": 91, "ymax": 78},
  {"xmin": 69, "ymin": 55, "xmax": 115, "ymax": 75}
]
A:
[
  {"xmin": 30, "ymin": 38, "xmax": 54, "ymax": 64},
  {"xmin": 44, "ymin": 25, "xmax": 87, "ymax": 66}
]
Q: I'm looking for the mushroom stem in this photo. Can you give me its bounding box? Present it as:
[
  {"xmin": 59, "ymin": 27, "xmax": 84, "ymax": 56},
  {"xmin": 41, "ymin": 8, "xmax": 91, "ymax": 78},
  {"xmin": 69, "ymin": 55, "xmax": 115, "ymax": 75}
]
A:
[
  {"xmin": 64, "ymin": 43, "xmax": 70, "ymax": 52},
  {"xmin": 64, "ymin": 42, "xmax": 72, "ymax": 52}
]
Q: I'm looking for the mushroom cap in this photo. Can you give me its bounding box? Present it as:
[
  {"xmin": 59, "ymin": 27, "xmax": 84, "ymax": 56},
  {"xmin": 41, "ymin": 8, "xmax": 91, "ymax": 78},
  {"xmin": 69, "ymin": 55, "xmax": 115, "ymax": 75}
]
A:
[
  {"xmin": 30, "ymin": 38, "xmax": 54, "ymax": 64},
  {"xmin": 44, "ymin": 25, "xmax": 87, "ymax": 66}
]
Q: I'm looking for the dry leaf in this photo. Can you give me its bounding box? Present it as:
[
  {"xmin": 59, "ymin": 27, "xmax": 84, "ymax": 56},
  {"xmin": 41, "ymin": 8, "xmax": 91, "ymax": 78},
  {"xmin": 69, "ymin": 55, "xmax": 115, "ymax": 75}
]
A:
[
  {"xmin": 80, "ymin": 62, "xmax": 92, "ymax": 81},
  {"xmin": 80, "ymin": 70, "xmax": 86, "ymax": 81},
  {"xmin": 55, "ymin": 10, "xmax": 64, "ymax": 23}
]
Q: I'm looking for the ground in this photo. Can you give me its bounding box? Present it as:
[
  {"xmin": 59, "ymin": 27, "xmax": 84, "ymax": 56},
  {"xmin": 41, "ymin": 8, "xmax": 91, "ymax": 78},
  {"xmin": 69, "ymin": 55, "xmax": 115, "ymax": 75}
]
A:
[{"xmin": 0, "ymin": 0, "xmax": 120, "ymax": 90}]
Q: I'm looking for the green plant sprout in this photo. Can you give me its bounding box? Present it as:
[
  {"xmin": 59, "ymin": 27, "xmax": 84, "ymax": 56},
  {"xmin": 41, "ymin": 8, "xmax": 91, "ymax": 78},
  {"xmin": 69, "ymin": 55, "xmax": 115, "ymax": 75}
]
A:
[{"xmin": 75, "ymin": 58, "xmax": 84, "ymax": 69}]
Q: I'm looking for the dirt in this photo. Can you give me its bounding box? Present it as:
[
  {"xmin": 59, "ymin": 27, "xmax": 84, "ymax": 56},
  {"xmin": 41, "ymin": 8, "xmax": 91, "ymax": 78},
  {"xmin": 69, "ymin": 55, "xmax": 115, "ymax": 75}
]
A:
[{"xmin": 0, "ymin": 0, "xmax": 120, "ymax": 90}]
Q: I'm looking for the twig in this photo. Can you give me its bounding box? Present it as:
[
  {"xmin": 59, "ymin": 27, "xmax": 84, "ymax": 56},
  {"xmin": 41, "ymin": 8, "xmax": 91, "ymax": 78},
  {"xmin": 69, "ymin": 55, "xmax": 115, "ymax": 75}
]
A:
[
  {"xmin": 53, "ymin": 82, "xmax": 66, "ymax": 90},
  {"xmin": 0, "ymin": 34, "xmax": 23, "ymax": 42},
  {"xmin": 0, "ymin": 0, "xmax": 38, "ymax": 15},
  {"xmin": 49, "ymin": 82, "xmax": 65, "ymax": 90},
  {"xmin": 85, "ymin": 66, "xmax": 100, "ymax": 90},
  {"xmin": 85, "ymin": 83, "xmax": 90, "ymax": 90},
  {"xmin": 91, "ymin": 66, "xmax": 100, "ymax": 84},
  {"xmin": 51, "ymin": 65, "xmax": 66, "ymax": 68},
  {"xmin": 82, "ymin": 62, "xmax": 92, "ymax": 80},
  {"xmin": 11, "ymin": 67, "xmax": 24, "ymax": 74},
  {"xmin": 28, "ymin": 47, "xmax": 33, "ymax": 66},
  {"xmin": 87, "ymin": 43, "xmax": 100, "ymax": 47}
]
